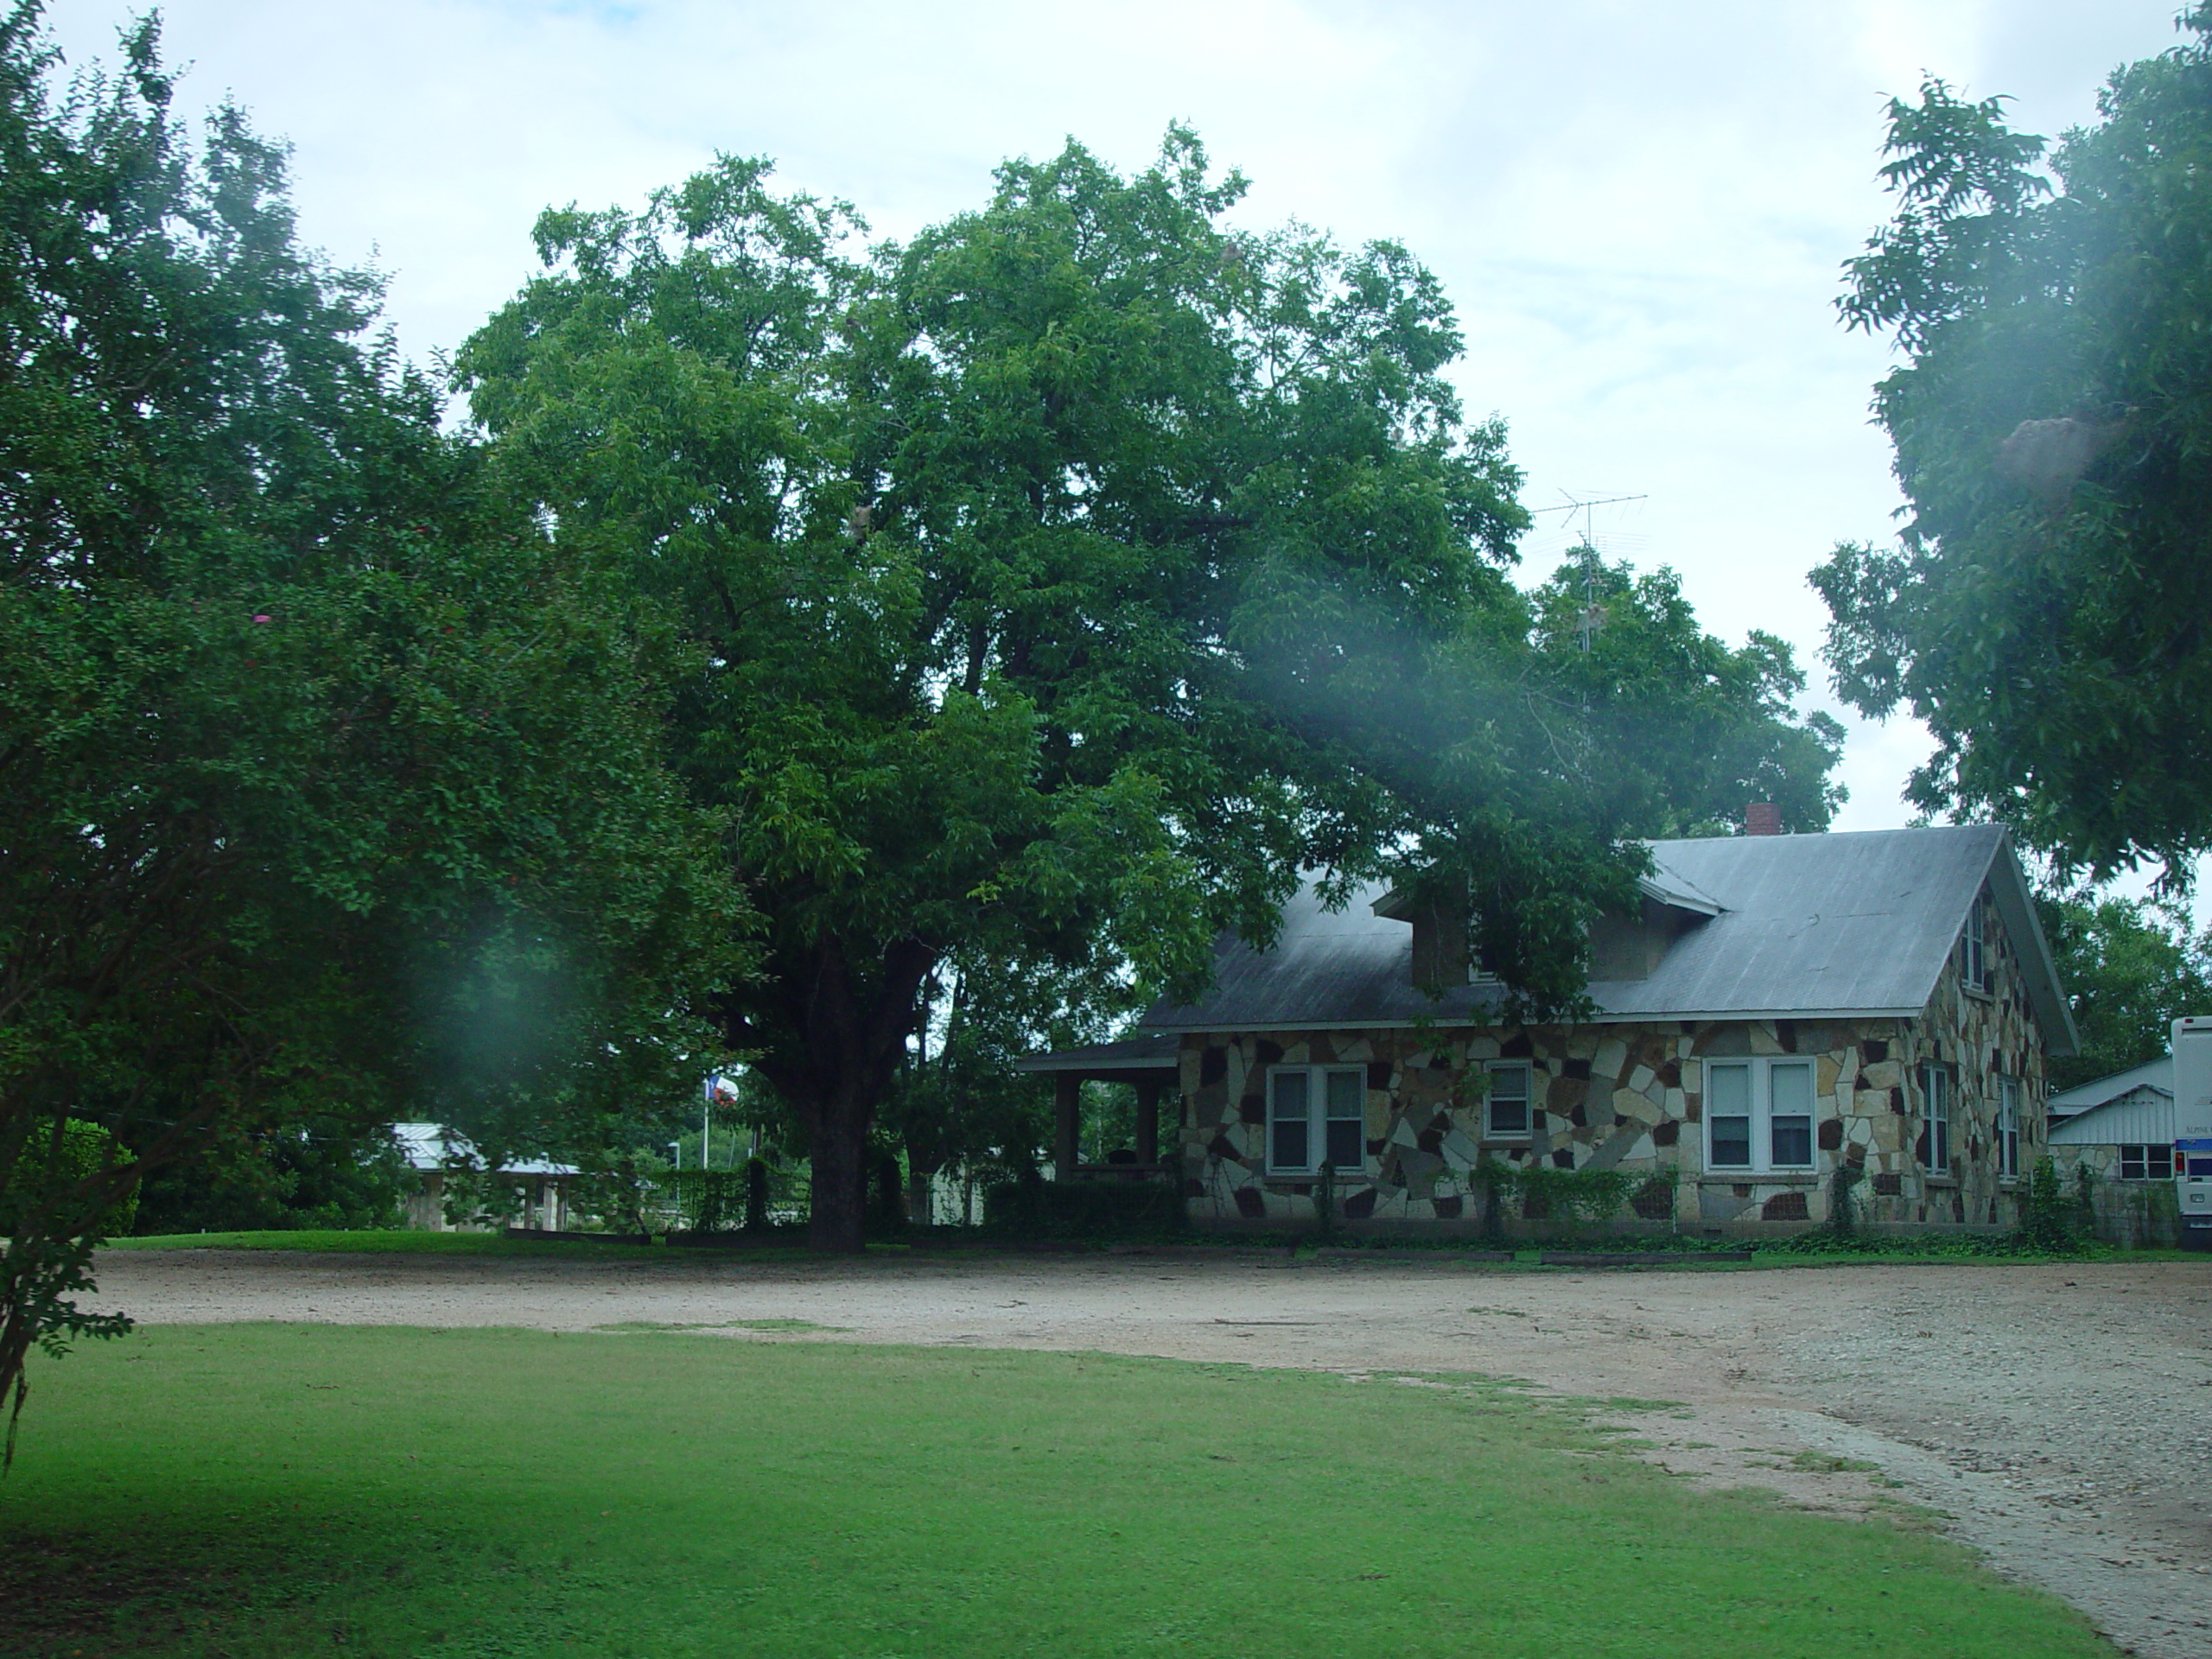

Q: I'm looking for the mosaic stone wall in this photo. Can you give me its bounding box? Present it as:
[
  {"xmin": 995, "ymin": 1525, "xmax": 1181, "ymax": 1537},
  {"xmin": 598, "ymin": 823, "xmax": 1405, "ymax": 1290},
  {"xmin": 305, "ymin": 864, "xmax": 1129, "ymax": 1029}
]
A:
[{"xmin": 1174, "ymin": 881, "xmax": 2051, "ymax": 1234}]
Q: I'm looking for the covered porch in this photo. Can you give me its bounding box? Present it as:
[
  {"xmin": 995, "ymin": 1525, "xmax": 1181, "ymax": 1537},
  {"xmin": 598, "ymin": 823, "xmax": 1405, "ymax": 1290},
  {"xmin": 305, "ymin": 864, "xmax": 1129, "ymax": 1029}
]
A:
[{"xmin": 1013, "ymin": 1034, "xmax": 1180, "ymax": 1183}]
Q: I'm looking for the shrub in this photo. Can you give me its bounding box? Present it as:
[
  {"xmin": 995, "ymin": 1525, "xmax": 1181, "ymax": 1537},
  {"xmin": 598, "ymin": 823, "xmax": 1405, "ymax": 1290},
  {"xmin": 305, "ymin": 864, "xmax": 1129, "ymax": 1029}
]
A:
[
  {"xmin": 2018, "ymin": 1155, "xmax": 2076, "ymax": 1251},
  {"xmin": 981, "ymin": 1177, "xmax": 1183, "ymax": 1241},
  {"xmin": 2, "ymin": 1122, "xmax": 137, "ymax": 1237}
]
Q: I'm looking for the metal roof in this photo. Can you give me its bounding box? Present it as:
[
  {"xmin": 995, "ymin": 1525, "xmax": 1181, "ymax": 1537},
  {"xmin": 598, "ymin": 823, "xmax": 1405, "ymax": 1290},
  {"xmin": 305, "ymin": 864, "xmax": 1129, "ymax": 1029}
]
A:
[
  {"xmin": 2049, "ymin": 1057, "xmax": 2171, "ymax": 1114},
  {"xmin": 1139, "ymin": 825, "xmax": 2077, "ymax": 1052},
  {"xmin": 2049, "ymin": 1086, "xmax": 2175, "ymax": 1147},
  {"xmin": 389, "ymin": 1122, "xmax": 579, "ymax": 1178},
  {"xmin": 1013, "ymin": 1034, "xmax": 1180, "ymax": 1075}
]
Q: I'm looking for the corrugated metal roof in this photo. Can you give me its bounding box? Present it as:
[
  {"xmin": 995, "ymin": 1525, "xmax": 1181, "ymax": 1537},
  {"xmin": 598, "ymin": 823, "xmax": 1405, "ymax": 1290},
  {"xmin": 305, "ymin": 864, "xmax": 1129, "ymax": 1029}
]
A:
[
  {"xmin": 1140, "ymin": 825, "xmax": 2075, "ymax": 1051},
  {"xmin": 2050, "ymin": 1057, "xmax": 2172, "ymax": 1114},
  {"xmin": 389, "ymin": 1122, "xmax": 578, "ymax": 1177},
  {"xmin": 2049, "ymin": 1087, "xmax": 2175, "ymax": 1147}
]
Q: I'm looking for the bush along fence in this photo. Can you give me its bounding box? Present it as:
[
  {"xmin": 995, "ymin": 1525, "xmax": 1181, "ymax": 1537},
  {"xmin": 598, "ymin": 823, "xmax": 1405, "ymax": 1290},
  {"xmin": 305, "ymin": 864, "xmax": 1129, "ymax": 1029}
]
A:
[{"xmin": 645, "ymin": 1160, "xmax": 813, "ymax": 1235}]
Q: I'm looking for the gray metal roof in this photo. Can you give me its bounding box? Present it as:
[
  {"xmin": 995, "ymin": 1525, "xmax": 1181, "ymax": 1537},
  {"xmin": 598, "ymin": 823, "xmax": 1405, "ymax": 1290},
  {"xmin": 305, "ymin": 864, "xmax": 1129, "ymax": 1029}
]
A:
[
  {"xmin": 2050, "ymin": 1058, "xmax": 2172, "ymax": 1114},
  {"xmin": 2048, "ymin": 1084, "xmax": 2175, "ymax": 1146},
  {"xmin": 1140, "ymin": 825, "xmax": 2076, "ymax": 1052},
  {"xmin": 389, "ymin": 1122, "xmax": 579, "ymax": 1178}
]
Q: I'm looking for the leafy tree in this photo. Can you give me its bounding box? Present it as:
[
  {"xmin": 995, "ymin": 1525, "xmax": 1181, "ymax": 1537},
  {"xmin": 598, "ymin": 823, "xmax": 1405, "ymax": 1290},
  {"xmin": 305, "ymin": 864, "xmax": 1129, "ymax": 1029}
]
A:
[
  {"xmin": 1529, "ymin": 550, "xmax": 1847, "ymax": 838},
  {"xmin": 0, "ymin": 8, "xmax": 739, "ymax": 1451},
  {"xmin": 2035, "ymin": 889, "xmax": 2212, "ymax": 1091},
  {"xmin": 1815, "ymin": 9, "xmax": 2212, "ymax": 880},
  {"xmin": 129, "ymin": 1119, "xmax": 409, "ymax": 1235},
  {"xmin": 462, "ymin": 133, "xmax": 1844, "ymax": 1250}
]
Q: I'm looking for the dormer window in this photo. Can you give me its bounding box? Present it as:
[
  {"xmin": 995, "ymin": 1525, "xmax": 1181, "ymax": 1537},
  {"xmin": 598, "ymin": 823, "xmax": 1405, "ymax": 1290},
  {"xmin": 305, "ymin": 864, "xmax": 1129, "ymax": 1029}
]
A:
[{"xmin": 1959, "ymin": 895, "xmax": 1990, "ymax": 994}]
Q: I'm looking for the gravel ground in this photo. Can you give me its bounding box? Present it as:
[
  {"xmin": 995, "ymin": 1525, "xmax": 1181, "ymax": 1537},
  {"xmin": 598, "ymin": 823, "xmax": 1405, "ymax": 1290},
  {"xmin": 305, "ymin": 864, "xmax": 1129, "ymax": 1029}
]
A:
[{"xmin": 86, "ymin": 1248, "xmax": 2212, "ymax": 1657}]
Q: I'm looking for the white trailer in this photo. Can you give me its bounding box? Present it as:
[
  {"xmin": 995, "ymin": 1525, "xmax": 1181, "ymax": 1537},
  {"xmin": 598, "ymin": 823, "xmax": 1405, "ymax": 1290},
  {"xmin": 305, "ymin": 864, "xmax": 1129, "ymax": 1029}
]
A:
[{"xmin": 2167, "ymin": 1017, "xmax": 2212, "ymax": 1242}]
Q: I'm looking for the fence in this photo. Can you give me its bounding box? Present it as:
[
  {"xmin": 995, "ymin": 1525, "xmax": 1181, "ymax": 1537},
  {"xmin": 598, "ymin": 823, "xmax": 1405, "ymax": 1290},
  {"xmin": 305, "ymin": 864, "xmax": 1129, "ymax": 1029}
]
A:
[{"xmin": 645, "ymin": 1162, "xmax": 812, "ymax": 1234}]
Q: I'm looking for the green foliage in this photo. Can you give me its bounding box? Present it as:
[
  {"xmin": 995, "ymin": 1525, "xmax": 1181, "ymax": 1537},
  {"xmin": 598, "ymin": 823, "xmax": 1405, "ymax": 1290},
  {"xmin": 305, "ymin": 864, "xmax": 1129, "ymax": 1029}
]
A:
[
  {"xmin": 1469, "ymin": 1158, "xmax": 1665, "ymax": 1236},
  {"xmin": 980, "ymin": 1176, "xmax": 1184, "ymax": 1240},
  {"xmin": 662, "ymin": 1168, "xmax": 743, "ymax": 1234},
  {"xmin": 2, "ymin": 1122, "xmax": 136, "ymax": 1238},
  {"xmin": 2034, "ymin": 888, "xmax": 2212, "ymax": 1090},
  {"xmin": 461, "ymin": 130, "xmax": 1845, "ymax": 1249},
  {"xmin": 1528, "ymin": 553, "xmax": 1847, "ymax": 838},
  {"xmin": 0, "ymin": 7, "xmax": 742, "ymax": 1439},
  {"xmin": 1827, "ymin": 1158, "xmax": 1867, "ymax": 1240},
  {"xmin": 1816, "ymin": 12, "xmax": 2212, "ymax": 879},
  {"xmin": 130, "ymin": 1120, "xmax": 405, "ymax": 1235},
  {"xmin": 2019, "ymin": 1156, "xmax": 2075, "ymax": 1252}
]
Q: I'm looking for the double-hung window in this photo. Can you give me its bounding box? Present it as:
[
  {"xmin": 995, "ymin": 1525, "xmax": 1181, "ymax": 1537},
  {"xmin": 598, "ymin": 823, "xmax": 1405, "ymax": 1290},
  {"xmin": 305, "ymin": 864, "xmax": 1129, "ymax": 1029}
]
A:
[
  {"xmin": 1996, "ymin": 1076, "xmax": 2020, "ymax": 1179},
  {"xmin": 1268, "ymin": 1067, "xmax": 1366, "ymax": 1176},
  {"xmin": 1484, "ymin": 1062, "xmax": 1533, "ymax": 1141},
  {"xmin": 2120, "ymin": 1145, "xmax": 2174, "ymax": 1181},
  {"xmin": 1917, "ymin": 1062, "xmax": 1954, "ymax": 1173},
  {"xmin": 1703, "ymin": 1058, "xmax": 1816, "ymax": 1174}
]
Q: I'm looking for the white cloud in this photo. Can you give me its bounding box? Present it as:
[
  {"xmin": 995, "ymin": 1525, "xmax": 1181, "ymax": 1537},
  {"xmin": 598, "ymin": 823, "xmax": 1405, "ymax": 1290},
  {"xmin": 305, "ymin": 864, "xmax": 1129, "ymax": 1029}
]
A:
[{"xmin": 45, "ymin": 0, "xmax": 2190, "ymax": 830}]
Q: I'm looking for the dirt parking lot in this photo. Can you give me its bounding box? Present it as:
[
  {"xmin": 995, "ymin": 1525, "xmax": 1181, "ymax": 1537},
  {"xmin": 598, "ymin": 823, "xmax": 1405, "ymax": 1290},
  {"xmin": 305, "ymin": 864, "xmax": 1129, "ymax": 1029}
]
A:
[{"xmin": 91, "ymin": 1248, "xmax": 2212, "ymax": 1657}]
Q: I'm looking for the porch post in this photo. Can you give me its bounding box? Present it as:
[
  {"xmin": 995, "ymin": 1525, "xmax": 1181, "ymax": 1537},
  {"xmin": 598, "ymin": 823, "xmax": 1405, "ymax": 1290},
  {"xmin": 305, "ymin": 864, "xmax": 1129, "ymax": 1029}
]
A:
[
  {"xmin": 1134, "ymin": 1078, "xmax": 1162, "ymax": 1166},
  {"xmin": 1053, "ymin": 1073, "xmax": 1081, "ymax": 1183}
]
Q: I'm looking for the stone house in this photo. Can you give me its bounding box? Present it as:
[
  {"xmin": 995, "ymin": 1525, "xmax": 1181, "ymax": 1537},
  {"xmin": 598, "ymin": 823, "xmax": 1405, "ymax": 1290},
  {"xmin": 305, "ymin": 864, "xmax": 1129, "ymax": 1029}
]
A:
[{"xmin": 1024, "ymin": 825, "xmax": 2077, "ymax": 1236}]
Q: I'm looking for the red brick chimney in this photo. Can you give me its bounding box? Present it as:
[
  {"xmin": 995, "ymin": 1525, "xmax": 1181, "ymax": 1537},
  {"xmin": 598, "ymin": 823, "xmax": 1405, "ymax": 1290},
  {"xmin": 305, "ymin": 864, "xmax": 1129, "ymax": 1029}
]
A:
[{"xmin": 1745, "ymin": 802, "xmax": 1782, "ymax": 836}]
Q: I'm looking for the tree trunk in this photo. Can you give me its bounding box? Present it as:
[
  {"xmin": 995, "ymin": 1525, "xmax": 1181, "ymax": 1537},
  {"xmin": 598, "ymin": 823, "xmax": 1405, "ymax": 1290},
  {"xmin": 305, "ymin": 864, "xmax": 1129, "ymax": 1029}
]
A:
[
  {"xmin": 730, "ymin": 931, "xmax": 938, "ymax": 1255},
  {"xmin": 804, "ymin": 1086, "xmax": 873, "ymax": 1252}
]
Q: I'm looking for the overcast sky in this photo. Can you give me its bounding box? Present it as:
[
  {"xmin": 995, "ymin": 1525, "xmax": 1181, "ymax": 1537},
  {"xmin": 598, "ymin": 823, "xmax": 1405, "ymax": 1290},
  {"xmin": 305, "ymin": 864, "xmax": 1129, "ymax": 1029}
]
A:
[{"xmin": 48, "ymin": 0, "xmax": 2190, "ymax": 840}]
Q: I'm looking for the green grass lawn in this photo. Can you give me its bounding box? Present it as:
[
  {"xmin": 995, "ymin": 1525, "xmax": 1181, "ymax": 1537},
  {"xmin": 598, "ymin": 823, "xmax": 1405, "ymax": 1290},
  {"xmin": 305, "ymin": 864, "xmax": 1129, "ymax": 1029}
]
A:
[
  {"xmin": 105, "ymin": 1230, "xmax": 670, "ymax": 1259},
  {"xmin": 0, "ymin": 1325, "xmax": 2109, "ymax": 1659}
]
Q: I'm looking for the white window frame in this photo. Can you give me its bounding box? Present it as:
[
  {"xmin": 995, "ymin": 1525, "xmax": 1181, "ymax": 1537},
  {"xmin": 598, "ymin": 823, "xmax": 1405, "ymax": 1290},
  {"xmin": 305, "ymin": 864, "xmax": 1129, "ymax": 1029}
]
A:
[
  {"xmin": 1265, "ymin": 1066, "xmax": 1368, "ymax": 1177},
  {"xmin": 1996, "ymin": 1076, "xmax": 2020, "ymax": 1179},
  {"xmin": 1484, "ymin": 1061, "xmax": 1534, "ymax": 1141},
  {"xmin": 1701, "ymin": 1057, "xmax": 1818, "ymax": 1175},
  {"xmin": 2120, "ymin": 1144, "xmax": 2173, "ymax": 1181},
  {"xmin": 1917, "ymin": 1062, "xmax": 1954, "ymax": 1174}
]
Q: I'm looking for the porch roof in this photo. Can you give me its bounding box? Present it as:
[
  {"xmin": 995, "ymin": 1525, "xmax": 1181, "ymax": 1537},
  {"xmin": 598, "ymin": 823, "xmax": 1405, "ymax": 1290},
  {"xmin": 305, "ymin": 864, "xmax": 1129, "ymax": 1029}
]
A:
[{"xmin": 1012, "ymin": 1034, "xmax": 1179, "ymax": 1078}]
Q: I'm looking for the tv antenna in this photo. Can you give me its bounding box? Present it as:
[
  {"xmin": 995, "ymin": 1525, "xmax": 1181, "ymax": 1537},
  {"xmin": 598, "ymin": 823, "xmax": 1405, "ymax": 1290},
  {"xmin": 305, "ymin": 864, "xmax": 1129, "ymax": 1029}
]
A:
[
  {"xmin": 1528, "ymin": 489, "xmax": 1647, "ymax": 551},
  {"xmin": 1529, "ymin": 491, "xmax": 1647, "ymax": 652}
]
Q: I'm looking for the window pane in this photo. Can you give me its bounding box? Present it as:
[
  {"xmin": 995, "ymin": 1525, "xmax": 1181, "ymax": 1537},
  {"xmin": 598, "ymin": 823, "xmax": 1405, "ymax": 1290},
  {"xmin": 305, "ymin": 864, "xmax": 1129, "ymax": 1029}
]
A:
[
  {"xmin": 1325, "ymin": 1070, "xmax": 1364, "ymax": 1117},
  {"xmin": 1770, "ymin": 1062, "xmax": 1813, "ymax": 1116},
  {"xmin": 1325, "ymin": 1119, "xmax": 1363, "ymax": 1171},
  {"xmin": 1488, "ymin": 1065, "xmax": 1529, "ymax": 1135},
  {"xmin": 1708, "ymin": 1063, "xmax": 1751, "ymax": 1117},
  {"xmin": 2151, "ymin": 1147, "xmax": 2172, "ymax": 1179},
  {"xmin": 1709, "ymin": 1066, "xmax": 1752, "ymax": 1168},
  {"xmin": 1269, "ymin": 1072, "xmax": 1308, "ymax": 1171},
  {"xmin": 2122, "ymin": 1147, "xmax": 2145, "ymax": 1180},
  {"xmin": 1488, "ymin": 1066, "xmax": 1529, "ymax": 1135},
  {"xmin": 1768, "ymin": 1061, "xmax": 1813, "ymax": 1167}
]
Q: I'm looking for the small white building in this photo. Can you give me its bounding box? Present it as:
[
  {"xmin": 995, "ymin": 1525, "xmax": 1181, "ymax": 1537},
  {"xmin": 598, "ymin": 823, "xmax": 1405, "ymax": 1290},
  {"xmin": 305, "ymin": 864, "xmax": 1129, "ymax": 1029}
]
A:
[
  {"xmin": 2047, "ymin": 1061, "xmax": 2182, "ymax": 1242},
  {"xmin": 391, "ymin": 1123, "xmax": 580, "ymax": 1233}
]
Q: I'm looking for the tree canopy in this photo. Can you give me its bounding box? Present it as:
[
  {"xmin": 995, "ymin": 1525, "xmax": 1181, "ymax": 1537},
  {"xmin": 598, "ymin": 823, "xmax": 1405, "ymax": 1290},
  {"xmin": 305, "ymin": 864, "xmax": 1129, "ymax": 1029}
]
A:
[
  {"xmin": 1814, "ymin": 7, "xmax": 2212, "ymax": 882},
  {"xmin": 461, "ymin": 134, "xmax": 1845, "ymax": 1247},
  {"xmin": 2035, "ymin": 889, "xmax": 2212, "ymax": 1093},
  {"xmin": 0, "ymin": 6, "xmax": 736, "ymax": 1446}
]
